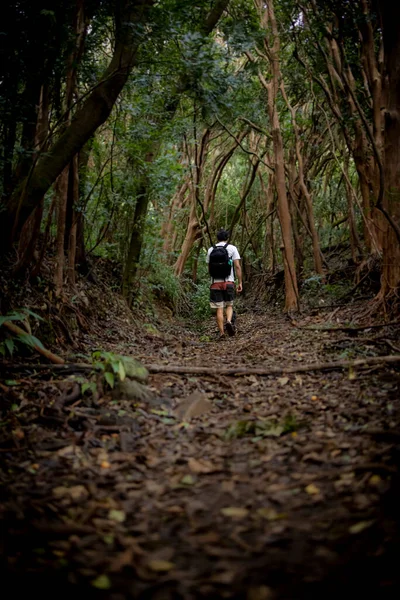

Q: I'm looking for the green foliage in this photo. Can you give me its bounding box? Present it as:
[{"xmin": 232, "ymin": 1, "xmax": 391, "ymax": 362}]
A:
[
  {"xmin": 0, "ymin": 309, "xmax": 44, "ymax": 358},
  {"xmin": 224, "ymin": 413, "xmax": 304, "ymax": 440},
  {"xmin": 91, "ymin": 351, "xmax": 127, "ymax": 389},
  {"xmin": 191, "ymin": 280, "xmax": 211, "ymax": 321},
  {"xmin": 89, "ymin": 352, "xmax": 148, "ymax": 390},
  {"xmin": 301, "ymin": 275, "xmax": 354, "ymax": 306}
]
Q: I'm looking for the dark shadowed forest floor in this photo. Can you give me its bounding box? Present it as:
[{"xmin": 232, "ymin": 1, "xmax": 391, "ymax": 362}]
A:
[{"xmin": 1, "ymin": 299, "xmax": 400, "ymax": 599}]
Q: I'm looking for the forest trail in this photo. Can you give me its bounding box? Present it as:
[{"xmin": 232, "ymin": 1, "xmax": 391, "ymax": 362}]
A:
[{"xmin": 1, "ymin": 308, "xmax": 400, "ymax": 599}]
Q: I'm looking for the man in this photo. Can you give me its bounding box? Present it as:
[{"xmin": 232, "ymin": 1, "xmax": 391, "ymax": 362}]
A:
[{"xmin": 206, "ymin": 228, "xmax": 243, "ymax": 339}]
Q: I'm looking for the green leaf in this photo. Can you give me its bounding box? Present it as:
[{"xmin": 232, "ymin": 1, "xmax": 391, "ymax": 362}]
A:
[
  {"xmin": 5, "ymin": 338, "xmax": 14, "ymax": 356},
  {"xmin": 17, "ymin": 333, "xmax": 44, "ymax": 350},
  {"xmin": 91, "ymin": 574, "xmax": 111, "ymax": 590},
  {"xmin": 118, "ymin": 361, "xmax": 126, "ymax": 382},
  {"xmin": 104, "ymin": 372, "xmax": 115, "ymax": 388},
  {"xmin": 108, "ymin": 509, "xmax": 126, "ymax": 523},
  {"xmin": 93, "ymin": 361, "xmax": 105, "ymax": 372},
  {"xmin": 82, "ymin": 382, "xmax": 96, "ymax": 395},
  {"xmin": 111, "ymin": 360, "xmax": 120, "ymax": 374},
  {"xmin": 19, "ymin": 308, "xmax": 43, "ymax": 321},
  {"xmin": 180, "ymin": 474, "xmax": 195, "ymax": 485}
]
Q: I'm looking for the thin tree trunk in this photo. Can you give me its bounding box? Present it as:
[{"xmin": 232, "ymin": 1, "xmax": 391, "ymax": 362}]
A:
[
  {"xmin": 281, "ymin": 84, "xmax": 324, "ymax": 277},
  {"xmin": 54, "ymin": 167, "xmax": 69, "ymax": 296},
  {"xmin": 162, "ymin": 180, "xmax": 189, "ymax": 256},
  {"xmin": 31, "ymin": 194, "xmax": 57, "ymax": 279},
  {"xmin": 13, "ymin": 85, "xmax": 50, "ymax": 273},
  {"xmin": 67, "ymin": 154, "xmax": 79, "ymax": 286},
  {"xmin": 378, "ymin": 0, "xmax": 400, "ymax": 299},
  {"xmin": 122, "ymin": 151, "xmax": 154, "ymax": 302},
  {"xmin": 343, "ymin": 155, "xmax": 362, "ymax": 264},
  {"xmin": 174, "ymin": 201, "xmax": 202, "ymax": 277},
  {"xmin": 259, "ymin": 170, "xmax": 276, "ymax": 271},
  {"xmin": 256, "ymin": 0, "xmax": 299, "ymax": 312},
  {"xmin": 192, "ymin": 239, "xmax": 203, "ymax": 283}
]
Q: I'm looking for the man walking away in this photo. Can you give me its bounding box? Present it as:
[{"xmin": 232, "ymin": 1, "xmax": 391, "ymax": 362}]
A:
[{"xmin": 206, "ymin": 228, "xmax": 242, "ymax": 339}]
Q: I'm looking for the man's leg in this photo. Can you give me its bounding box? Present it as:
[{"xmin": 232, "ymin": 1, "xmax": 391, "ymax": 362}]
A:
[
  {"xmin": 226, "ymin": 305, "xmax": 233, "ymax": 323},
  {"xmin": 225, "ymin": 284, "xmax": 236, "ymax": 336},
  {"xmin": 210, "ymin": 285, "xmax": 225, "ymax": 336},
  {"xmin": 216, "ymin": 307, "xmax": 224, "ymax": 335}
]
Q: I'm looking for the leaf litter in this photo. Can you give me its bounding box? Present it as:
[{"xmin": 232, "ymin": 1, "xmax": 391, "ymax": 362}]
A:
[{"xmin": 0, "ymin": 307, "xmax": 400, "ymax": 599}]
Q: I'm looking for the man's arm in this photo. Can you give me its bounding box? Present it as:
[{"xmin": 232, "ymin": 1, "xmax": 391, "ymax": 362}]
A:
[{"xmin": 233, "ymin": 259, "xmax": 242, "ymax": 292}]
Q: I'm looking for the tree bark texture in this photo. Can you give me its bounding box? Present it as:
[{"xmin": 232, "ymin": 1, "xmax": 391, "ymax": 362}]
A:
[
  {"xmin": 1, "ymin": 0, "xmax": 155, "ymax": 251},
  {"xmin": 257, "ymin": 0, "xmax": 299, "ymax": 312},
  {"xmin": 378, "ymin": 0, "xmax": 400, "ymax": 297}
]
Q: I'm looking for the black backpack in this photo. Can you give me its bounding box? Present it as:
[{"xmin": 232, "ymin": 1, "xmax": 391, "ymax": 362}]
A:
[{"xmin": 209, "ymin": 243, "xmax": 232, "ymax": 280}]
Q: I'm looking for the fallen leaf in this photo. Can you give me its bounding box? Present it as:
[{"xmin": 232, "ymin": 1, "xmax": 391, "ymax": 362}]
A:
[
  {"xmin": 247, "ymin": 586, "xmax": 273, "ymax": 600},
  {"xmin": 180, "ymin": 474, "xmax": 196, "ymax": 486},
  {"xmin": 175, "ymin": 392, "xmax": 213, "ymax": 420},
  {"xmin": 148, "ymin": 560, "xmax": 175, "ymax": 572},
  {"xmin": 349, "ymin": 520, "xmax": 374, "ymax": 534},
  {"xmin": 69, "ymin": 485, "xmax": 89, "ymax": 501},
  {"xmin": 91, "ymin": 574, "xmax": 111, "ymax": 589},
  {"xmin": 146, "ymin": 480, "xmax": 165, "ymax": 495},
  {"xmin": 305, "ymin": 483, "xmax": 320, "ymax": 495},
  {"xmin": 12, "ymin": 428, "xmax": 25, "ymax": 440},
  {"xmin": 220, "ymin": 507, "xmax": 249, "ymax": 518},
  {"xmin": 277, "ymin": 376, "xmax": 289, "ymax": 386},
  {"xmin": 52, "ymin": 486, "xmax": 69, "ymax": 498},
  {"xmin": 348, "ymin": 366, "xmax": 356, "ymax": 380},
  {"xmin": 210, "ymin": 570, "xmax": 236, "ymax": 584},
  {"xmin": 188, "ymin": 457, "xmax": 214, "ymax": 473},
  {"xmin": 369, "ymin": 474, "xmax": 382, "ymax": 487},
  {"xmin": 257, "ymin": 507, "xmax": 286, "ymax": 521},
  {"xmin": 108, "ymin": 509, "xmax": 126, "ymax": 523}
]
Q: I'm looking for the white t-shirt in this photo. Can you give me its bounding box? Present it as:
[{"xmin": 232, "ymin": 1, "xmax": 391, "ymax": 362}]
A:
[{"xmin": 206, "ymin": 242, "xmax": 241, "ymax": 282}]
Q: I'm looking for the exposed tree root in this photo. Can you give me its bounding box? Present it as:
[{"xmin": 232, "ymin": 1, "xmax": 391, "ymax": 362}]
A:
[
  {"xmin": 2, "ymin": 321, "xmax": 65, "ymax": 364},
  {"xmin": 145, "ymin": 354, "xmax": 400, "ymax": 376},
  {"xmin": 300, "ymin": 320, "xmax": 400, "ymax": 332}
]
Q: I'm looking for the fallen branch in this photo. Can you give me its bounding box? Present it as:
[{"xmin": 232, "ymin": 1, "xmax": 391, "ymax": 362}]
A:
[
  {"xmin": 3, "ymin": 321, "xmax": 65, "ymax": 365},
  {"xmin": 146, "ymin": 354, "xmax": 400, "ymax": 377},
  {"xmin": 0, "ymin": 362, "xmax": 93, "ymax": 372},
  {"xmin": 2, "ymin": 355, "xmax": 400, "ymax": 378},
  {"xmin": 299, "ymin": 320, "xmax": 400, "ymax": 332}
]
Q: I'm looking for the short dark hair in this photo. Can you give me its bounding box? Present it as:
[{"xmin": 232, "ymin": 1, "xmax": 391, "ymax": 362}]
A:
[{"xmin": 217, "ymin": 228, "xmax": 229, "ymax": 241}]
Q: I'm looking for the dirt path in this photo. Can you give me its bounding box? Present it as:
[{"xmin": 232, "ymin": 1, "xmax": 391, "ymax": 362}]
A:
[{"xmin": 1, "ymin": 309, "xmax": 400, "ymax": 599}]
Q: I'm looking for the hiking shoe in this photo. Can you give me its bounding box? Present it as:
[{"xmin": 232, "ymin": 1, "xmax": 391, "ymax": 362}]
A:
[
  {"xmin": 225, "ymin": 320, "xmax": 236, "ymax": 337},
  {"xmin": 218, "ymin": 332, "xmax": 226, "ymax": 341},
  {"xmin": 231, "ymin": 310, "xmax": 237, "ymax": 325}
]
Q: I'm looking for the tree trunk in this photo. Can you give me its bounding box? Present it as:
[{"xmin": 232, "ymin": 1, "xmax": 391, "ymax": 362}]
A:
[
  {"xmin": 174, "ymin": 201, "xmax": 202, "ymax": 277},
  {"xmin": 256, "ymin": 0, "xmax": 299, "ymax": 312},
  {"xmin": 259, "ymin": 170, "xmax": 276, "ymax": 271},
  {"xmin": 13, "ymin": 85, "xmax": 50, "ymax": 274},
  {"xmin": 162, "ymin": 179, "xmax": 189, "ymax": 256},
  {"xmin": 67, "ymin": 154, "xmax": 80, "ymax": 286},
  {"xmin": 343, "ymin": 155, "xmax": 362, "ymax": 264},
  {"xmin": 122, "ymin": 151, "xmax": 155, "ymax": 303},
  {"xmin": 1, "ymin": 0, "xmax": 155, "ymax": 251},
  {"xmin": 192, "ymin": 239, "xmax": 203, "ymax": 283},
  {"xmin": 378, "ymin": 0, "xmax": 400, "ymax": 299},
  {"xmin": 281, "ymin": 83, "xmax": 324, "ymax": 277},
  {"xmin": 75, "ymin": 138, "xmax": 94, "ymax": 273},
  {"xmin": 54, "ymin": 167, "xmax": 70, "ymax": 296}
]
